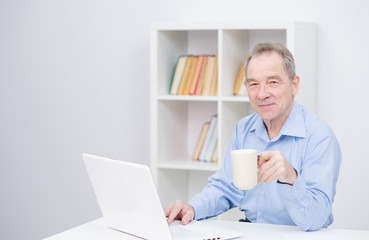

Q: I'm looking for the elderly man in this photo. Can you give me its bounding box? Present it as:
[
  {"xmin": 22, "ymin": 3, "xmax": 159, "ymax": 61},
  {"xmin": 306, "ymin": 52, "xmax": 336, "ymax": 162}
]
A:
[{"xmin": 164, "ymin": 42, "xmax": 341, "ymax": 231}]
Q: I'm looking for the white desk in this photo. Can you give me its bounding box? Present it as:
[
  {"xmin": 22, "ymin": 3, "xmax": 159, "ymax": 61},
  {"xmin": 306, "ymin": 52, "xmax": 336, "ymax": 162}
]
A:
[{"xmin": 45, "ymin": 218, "xmax": 369, "ymax": 240}]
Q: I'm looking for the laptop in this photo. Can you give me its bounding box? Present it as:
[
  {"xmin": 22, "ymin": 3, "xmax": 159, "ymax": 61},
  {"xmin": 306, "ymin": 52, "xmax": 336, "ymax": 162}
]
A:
[{"xmin": 82, "ymin": 153, "xmax": 242, "ymax": 240}]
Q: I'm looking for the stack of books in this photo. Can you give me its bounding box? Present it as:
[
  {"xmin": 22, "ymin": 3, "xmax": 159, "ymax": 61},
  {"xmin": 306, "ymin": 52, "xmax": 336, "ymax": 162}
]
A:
[
  {"xmin": 192, "ymin": 115, "xmax": 218, "ymax": 162},
  {"xmin": 170, "ymin": 55, "xmax": 218, "ymax": 96}
]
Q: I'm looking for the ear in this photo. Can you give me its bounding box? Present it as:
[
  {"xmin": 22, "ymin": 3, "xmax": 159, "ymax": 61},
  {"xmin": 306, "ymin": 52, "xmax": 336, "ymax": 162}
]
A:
[{"xmin": 291, "ymin": 75, "xmax": 300, "ymax": 96}]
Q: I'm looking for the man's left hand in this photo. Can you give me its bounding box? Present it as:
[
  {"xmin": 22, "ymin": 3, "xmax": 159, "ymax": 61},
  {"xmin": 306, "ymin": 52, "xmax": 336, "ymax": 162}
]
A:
[{"xmin": 258, "ymin": 151, "xmax": 297, "ymax": 185}]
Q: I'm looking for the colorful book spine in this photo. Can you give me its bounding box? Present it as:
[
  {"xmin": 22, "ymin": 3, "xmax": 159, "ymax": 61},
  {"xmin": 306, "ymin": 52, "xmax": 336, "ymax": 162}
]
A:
[
  {"xmin": 170, "ymin": 56, "xmax": 188, "ymax": 95},
  {"xmin": 192, "ymin": 122, "xmax": 210, "ymax": 160},
  {"xmin": 189, "ymin": 55, "xmax": 205, "ymax": 95},
  {"xmin": 201, "ymin": 56, "xmax": 216, "ymax": 96},
  {"xmin": 233, "ymin": 54, "xmax": 248, "ymax": 95},
  {"xmin": 177, "ymin": 56, "xmax": 194, "ymax": 95},
  {"xmin": 199, "ymin": 115, "xmax": 217, "ymax": 162}
]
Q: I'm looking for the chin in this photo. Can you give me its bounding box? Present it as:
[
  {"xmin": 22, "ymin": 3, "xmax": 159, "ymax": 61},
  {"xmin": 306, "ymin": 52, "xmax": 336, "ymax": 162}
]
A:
[{"xmin": 256, "ymin": 110, "xmax": 276, "ymax": 120}]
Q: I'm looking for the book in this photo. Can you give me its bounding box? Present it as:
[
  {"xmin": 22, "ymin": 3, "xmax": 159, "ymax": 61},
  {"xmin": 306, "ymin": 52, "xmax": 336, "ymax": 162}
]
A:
[
  {"xmin": 177, "ymin": 55, "xmax": 194, "ymax": 95},
  {"xmin": 210, "ymin": 140, "xmax": 218, "ymax": 162},
  {"xmin": 188, "ymin": 55, "xmax": 205, "ymax": 95},
  {"xmin": 204, "ymin": 125, "xmax": 218, "ymax": 161},
  {"xmin": 233, "ymin": 54, "xmax": 248, "ymax": 95},
  {"xmin": 237, "ymin": 75, "xmax": 247, "ymax": 96},
  {"xmin": 199, "ymin": 115, "xmax": 217, "ymax": 162},
  {"xmin": 201, "ymin": 56, "xmax": 216, "ymax": 96},
  {"xmin": 170, "ymin": 56, "xmax": 188, "ymax": 95},
  {"xmin": 209, "ymin": 52, "xmax": 218, "ymax": 96},
  {"xmin": 192, "ymin": 122, "xmax": 210, "ymax": 160},
  {"xmin": 195, "ymin": 56, "xmax": 209, "ymax": 95},
  {"xmin": 183, "ymin": 56, "xmax": 198, "ymax": 95}
]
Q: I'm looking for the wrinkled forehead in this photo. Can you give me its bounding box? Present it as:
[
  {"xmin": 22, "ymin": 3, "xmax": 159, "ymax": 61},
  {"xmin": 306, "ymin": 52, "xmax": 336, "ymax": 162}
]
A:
[{"xmin": 247, "ymin": 52, "xmax": 284, "ymax": 74}]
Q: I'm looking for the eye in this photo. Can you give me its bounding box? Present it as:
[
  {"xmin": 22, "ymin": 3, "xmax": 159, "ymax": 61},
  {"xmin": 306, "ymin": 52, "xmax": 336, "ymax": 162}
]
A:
[
  {"xmin": 248, "ymin": 82, "xmax": 258, "ymax": 87},
  {"xmin": 269, "ymin": 80, "xmax": 279, "ymax": 85}
]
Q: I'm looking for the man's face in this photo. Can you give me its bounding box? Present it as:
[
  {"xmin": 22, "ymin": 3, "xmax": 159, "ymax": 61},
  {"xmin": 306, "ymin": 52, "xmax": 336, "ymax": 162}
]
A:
[{"xmin": 246, "ymin": 52, "xmax": 299, "ymax": 125}]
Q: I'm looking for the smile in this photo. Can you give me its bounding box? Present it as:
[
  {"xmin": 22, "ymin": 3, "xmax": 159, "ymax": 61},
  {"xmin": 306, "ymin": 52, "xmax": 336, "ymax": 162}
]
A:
[{"xmin": 258, "ymin": 103, "xmax": 274, "ymax": 111}]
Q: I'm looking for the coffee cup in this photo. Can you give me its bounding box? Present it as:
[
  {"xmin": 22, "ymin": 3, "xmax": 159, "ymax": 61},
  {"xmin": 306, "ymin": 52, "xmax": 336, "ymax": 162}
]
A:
[{"xmin": 230, "ymin": 149, "xmax": 258, "ymax": 190}]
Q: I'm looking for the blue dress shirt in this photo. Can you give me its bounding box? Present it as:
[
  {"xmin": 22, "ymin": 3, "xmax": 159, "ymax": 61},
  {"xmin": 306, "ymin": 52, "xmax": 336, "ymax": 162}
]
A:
[{"xmin": 188, "ymin": 102, "xmax": 342, "ymax": 231}]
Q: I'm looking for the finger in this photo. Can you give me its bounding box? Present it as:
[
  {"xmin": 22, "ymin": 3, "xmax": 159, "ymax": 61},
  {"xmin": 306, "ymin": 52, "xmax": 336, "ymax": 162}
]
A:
[
  {"xmin": 262, "ymin": 167, "xmax": 281, "ymax": 183},
  {"xmin": 181, "ymin": 206, "xmax": 194, "ymax": 225},
  {"xmin": 181, "ymin": 212, "xmax": 192, "ymax": 225},
  {"xmin": 258, "ymin": 151, "xmax": 272, "ymax": 167},
  {"xmin": 167, "ymin": 201, "xmax": 182, "ymax": 224},
  {"xmin": 257, "ymin": 153, "xmax": 264, "ymax": 168},
  {"xmin": 164, "ymin": 201, "xmax": 174, "ymax": 217},
  {"xmin": 258, "ymin": 159, "xmax": 277, "ymax": 183},
  {"xmin": 167, "ymin": 208, "xmax": 179, "ymax": 224}
]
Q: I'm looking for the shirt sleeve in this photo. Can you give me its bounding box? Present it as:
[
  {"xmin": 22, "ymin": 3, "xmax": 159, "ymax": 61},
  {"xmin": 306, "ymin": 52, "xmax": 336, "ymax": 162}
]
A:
[
  {"xmin": 188, "ymin": 126, "xmax": 245, "ymax": 220},
  {"xmin": 278, "ymin": 132, "xmax": 342, "ymax": 231}
]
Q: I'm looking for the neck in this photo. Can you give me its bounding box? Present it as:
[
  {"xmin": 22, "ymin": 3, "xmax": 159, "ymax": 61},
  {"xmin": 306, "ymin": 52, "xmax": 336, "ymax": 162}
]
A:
[
  {"xmin": 264, "ymin": 120, "xmax": 284, "ymax": 140},
  {"xmin": 264, "ymin": 102, "xmax": 294, "ymax": 140}
]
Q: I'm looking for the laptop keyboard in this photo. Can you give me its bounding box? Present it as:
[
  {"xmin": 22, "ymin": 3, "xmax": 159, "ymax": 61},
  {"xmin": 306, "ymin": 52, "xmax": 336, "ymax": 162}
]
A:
[{"xmin": 169, "ymin": 224, "xmax": 223, "ymax": 240}]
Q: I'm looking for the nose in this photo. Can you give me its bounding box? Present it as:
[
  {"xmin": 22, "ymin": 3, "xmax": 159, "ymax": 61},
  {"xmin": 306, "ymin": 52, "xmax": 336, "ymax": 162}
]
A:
[{"xmin": 256, "ymin": 83, "xmax": 270, "ymax": 100}]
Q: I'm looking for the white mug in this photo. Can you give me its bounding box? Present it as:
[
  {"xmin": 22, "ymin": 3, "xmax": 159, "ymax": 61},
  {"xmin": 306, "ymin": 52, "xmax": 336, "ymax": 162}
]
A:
[{"xmin": 231, "ymin": 149, "xmax": 258, "ymax": 190}]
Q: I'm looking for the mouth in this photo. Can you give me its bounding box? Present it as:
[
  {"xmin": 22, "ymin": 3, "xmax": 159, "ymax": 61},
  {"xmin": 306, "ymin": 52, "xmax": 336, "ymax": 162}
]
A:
[{"xmin": 258, "ymin": 103, "xmax": 274, "ymax": 111}]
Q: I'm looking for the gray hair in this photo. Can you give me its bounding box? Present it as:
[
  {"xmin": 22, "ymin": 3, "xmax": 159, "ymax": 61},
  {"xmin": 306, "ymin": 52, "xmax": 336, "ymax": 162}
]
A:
[{"xmin": 245, "ymin": 42, "xmax": 296, "ymax": 82}]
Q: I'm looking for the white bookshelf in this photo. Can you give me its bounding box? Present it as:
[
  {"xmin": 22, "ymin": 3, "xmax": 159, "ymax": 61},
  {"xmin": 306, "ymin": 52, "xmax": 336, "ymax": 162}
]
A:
[{"xmin": 150, "ymin": 22, "xmax": 317, "ymax": 217}]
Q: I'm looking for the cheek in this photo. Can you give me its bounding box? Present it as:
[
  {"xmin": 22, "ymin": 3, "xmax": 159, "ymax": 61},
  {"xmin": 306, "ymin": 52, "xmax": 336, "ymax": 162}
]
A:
[
  {"xmin": 273, "ymin": 87, "xmax": 290, "ymax": 98},
  {"xmin": 247, "ymin": 88, "xmax": 257, "ymax": 98}
]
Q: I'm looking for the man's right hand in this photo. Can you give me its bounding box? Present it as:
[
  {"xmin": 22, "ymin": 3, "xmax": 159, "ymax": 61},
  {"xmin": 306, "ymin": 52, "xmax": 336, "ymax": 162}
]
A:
[{"xmin": 164, "ymin": 200, "xmax": 195, "ymax": 225}]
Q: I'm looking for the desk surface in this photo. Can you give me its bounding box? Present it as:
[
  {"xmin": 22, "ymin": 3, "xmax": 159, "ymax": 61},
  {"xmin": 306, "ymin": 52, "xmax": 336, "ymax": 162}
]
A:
[{"xmin": 45, "ymin": 218, "xmax": 369, "ymax": 240}]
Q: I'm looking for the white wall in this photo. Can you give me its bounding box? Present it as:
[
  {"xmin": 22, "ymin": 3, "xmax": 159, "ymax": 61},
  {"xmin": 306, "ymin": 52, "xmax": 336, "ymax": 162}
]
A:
[{"xmin": 1, "ymin": 0, "xmax": 368, "ymax": 239}]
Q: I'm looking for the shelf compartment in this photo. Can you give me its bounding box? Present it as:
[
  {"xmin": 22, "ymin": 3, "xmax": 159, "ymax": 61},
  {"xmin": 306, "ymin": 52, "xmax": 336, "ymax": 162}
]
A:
[
  {"xmin": 155, "ymin": 30, "xmax": 218, "ymax": 96},
  {"xmin": 156, "ymin": 100, "xmax": 218, "ymax": 167}
]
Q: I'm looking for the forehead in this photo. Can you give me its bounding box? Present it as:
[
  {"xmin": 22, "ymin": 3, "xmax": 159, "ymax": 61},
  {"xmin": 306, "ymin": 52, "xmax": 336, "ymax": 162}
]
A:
[{"xmin": 247, "ymin": 51, "xmax": 286, "ymax": 77}]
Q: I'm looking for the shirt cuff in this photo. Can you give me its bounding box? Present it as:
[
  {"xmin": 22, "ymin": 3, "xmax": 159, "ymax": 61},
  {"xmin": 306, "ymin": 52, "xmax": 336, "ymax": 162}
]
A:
[
  {"xmin": 187, "ymin": 196, "xmax": 207, "ymax": 220},
  {"xmin": 278, "ymin": 173, "xmax": 308, "ymax": 202}
]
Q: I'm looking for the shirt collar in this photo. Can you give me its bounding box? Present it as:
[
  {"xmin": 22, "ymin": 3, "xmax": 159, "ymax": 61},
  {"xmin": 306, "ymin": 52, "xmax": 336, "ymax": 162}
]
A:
[{"xmin": 250, "ymin": 101, "xmax": 307, "ymax": 142}]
